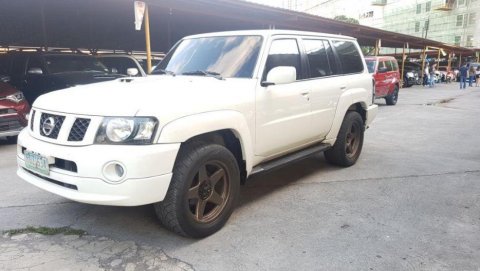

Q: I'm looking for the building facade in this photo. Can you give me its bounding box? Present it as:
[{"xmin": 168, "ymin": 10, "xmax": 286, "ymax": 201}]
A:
[{"xmin": 282, "ymin": 0, "xmax": 480, "ymax": 48}]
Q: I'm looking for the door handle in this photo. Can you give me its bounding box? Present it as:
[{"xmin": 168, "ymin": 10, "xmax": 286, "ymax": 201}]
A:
[
  {"xmin": 301, "ymin": 91, "xmax": 310, "ymax": 96},
  {"xmin": 340, "ymin": 86, "xmax": 347, "ymax": 90}
]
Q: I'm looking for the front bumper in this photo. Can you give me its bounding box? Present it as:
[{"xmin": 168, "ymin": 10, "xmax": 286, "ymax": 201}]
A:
[
  {"xmin": 365, "ymin": 104, "xmax": 378, "ymax": 128},
  {"xmin": 16, "ymin": 129, "xmax": 180, "ymax": 206}
]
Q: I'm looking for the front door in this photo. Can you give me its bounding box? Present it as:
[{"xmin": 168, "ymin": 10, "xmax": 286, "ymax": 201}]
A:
[{"xmin": 255, "ymin": 38, "xmax": 314, "ymax": 157}]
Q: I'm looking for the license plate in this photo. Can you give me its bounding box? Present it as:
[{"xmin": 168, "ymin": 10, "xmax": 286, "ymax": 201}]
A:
[{"xmin": 25, "ymin": 150, "xmax": 50, "ymax": 176}]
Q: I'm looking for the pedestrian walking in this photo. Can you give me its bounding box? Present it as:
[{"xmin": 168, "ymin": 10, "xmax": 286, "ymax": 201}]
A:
[
  {"xmin": 459, "ymin": 63, "xmax": 468, "ymax": 89},
  {"xmin": 468, "ymin": 64, "xmax": 475, "ymax": 87},
  {"xmin": 424, "ymin": 64, "xmax": 430, "ymax": 87}
]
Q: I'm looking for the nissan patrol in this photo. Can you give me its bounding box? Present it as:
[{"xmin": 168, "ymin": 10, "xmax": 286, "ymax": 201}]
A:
[{"xmin": 17, "ymin": 30, "xmax": 377, "ymax": 238}]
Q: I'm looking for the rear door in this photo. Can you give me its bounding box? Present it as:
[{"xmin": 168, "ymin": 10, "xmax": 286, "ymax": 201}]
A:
[
  {"xmin": 301, "ymin": 38, "xmax": 342, "ymax": 138},
  {"xmin": 375, "ymin": 60, "xmax": 388, "ymax": 97}
]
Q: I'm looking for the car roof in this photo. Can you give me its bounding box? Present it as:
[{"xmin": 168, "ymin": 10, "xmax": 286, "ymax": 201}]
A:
[{"xmin": 184, "ymin": 29, "xmax": 356, "ymax": 41}]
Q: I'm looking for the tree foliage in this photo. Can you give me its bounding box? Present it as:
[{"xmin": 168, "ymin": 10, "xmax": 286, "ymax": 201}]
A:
[{"xmin": 333, "ymin": 15, "xmax": 360, "ymax": 25}]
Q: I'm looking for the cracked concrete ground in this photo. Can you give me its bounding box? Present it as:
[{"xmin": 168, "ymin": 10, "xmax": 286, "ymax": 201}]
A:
[
  {"xmin": 1, "ymin": 83, "xmax": 479, "ymax": 270},
  {"xmin": 0, "ymin": 233, "xmax": 193, "ymax": 271}
]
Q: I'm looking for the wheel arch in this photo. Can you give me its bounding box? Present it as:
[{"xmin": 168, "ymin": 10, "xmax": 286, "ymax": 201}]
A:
[{"xmin": 157, "ymin": 111, "xmax": 253, "ymax": 179}]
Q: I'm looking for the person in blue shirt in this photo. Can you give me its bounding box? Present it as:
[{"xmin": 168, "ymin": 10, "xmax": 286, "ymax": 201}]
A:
[{"xmin": 459, "ymin": 63, "xmax": 468, "ymax": 89}]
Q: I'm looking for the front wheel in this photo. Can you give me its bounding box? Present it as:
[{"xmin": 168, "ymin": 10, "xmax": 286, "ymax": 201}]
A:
[
  {"xmin": 324, "ymin": 111, "xmax": 364, "ymax": 167},
  {"xmin": 154, "ymin": 142, "xmax": 240, "ymax": 238}
]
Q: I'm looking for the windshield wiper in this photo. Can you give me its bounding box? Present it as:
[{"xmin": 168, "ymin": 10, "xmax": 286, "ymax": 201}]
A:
[
  {"xmin": 182, "ymin": 70, "xmax": 224, "ymax": 80},
  {"xmin": 152, "ymin": 69, "xmax": 176, "ymax": 76}
]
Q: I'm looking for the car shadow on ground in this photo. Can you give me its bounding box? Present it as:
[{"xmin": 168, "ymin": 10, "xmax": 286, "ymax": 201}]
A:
[{"xmin": 63, "ymin": 154, "xmax": 339, "ymax": 245}]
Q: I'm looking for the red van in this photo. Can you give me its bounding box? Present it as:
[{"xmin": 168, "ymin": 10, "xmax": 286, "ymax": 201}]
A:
[{"xmin": 365, "ymin": 56, "xmax": 401, "ymax": 106}]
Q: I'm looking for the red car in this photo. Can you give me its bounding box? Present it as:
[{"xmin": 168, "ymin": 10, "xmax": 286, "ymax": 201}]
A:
[
  {"xmin": 0, "ymin": 80, "xmax": 30, "ymax": 141},
  {"xmin": 365, "ymin": 56, "xmax": 401, "ymax": 105}
]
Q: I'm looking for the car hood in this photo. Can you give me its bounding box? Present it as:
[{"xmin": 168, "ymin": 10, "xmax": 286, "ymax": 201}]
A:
[
  {"xmin": 33, "ymin": 75, "xmax": 255, "ymax": 120},
  {"xmin": 0, "ymin": 82, "xmax": 19, "ymax": 97}
]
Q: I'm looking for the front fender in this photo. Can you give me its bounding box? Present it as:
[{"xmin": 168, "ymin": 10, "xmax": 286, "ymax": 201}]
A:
[{"xmin": 156, "ymin": 110, "xmax": 254, "ymax": 173}]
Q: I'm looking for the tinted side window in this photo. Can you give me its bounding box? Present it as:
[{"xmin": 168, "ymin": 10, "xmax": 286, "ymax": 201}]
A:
[
  {"xmin": 304, "ymin": 39, "xmax": 334, "ymax": 78},
  {"xmin": 11, "ymin": 55, "xmax": 28, "ymax": 75},
  {"xmin": 391, "ymin": 60, "xmax": 399, "ymax": 71},
  {"xmin": 27, "ymin": 56, "xmax": 45, "ymax": 73},
  {"xmin": 0, "ymin": 55, "xmax": 11, "ymax": 75},
  {"xmin": 324, "ymin": 41, "xmax": 338, "ymax": 75},
  {"xmin": 264, "ymin": 39, "xmax": 302, "ymax": 81},
  {"xmin": 332, "ymin": 40, "xmax": 363, "ymax": 74},
  {"xmin": 385, "ymin": 60, "xmax": 394, "ymax": 72}
]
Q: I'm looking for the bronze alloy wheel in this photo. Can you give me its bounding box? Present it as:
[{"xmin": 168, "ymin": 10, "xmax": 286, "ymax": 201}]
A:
[
  {"xmin": 186, "ymin": 161, "xmax": 230, "ymax": 224},
  {"xmin": 324, "ymin": 111, "xmax": 364, "ymax": 167},
  {"xmin": 345, "ymin": 122, "xmax": 361, "ymax": 159}
]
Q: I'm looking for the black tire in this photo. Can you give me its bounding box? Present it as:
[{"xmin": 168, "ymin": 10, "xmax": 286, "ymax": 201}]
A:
[
  {"xmin": 385, "ymin": 86, "xmax": 399, "ymax": 106},
  {"xmin": 154, "ymin": 141, "xmax": 240, "ymax": 238},
  {"xmin": 324, "ymin": 111, "xmax": 364, "ymax": 167}
]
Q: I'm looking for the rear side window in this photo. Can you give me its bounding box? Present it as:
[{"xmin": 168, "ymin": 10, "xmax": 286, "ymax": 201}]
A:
[
  {"xmin": 391, "ymin": 60, "xmax": 399, "ymax": 71},
  {"xmin": 263, "ymin": 39, "xmax": 302, "ymax": 81},
  {"xmin": 303, "ymin": 39, "xmax": 334, "ymax": 78},
  {"xmin": 385, "ymin": 60, "xmax": 394, "ymax": 72},
  {"xmin": 332, "ymin": 40, "xmax": 364, "ymax": 74}
]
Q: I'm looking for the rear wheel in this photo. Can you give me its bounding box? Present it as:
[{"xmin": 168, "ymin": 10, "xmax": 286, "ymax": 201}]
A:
[
  {"xmin": 154, "ymin": 142, "xmax": 240, "ymax": 238},
  {"xmin": 325, "ymin": 111, "xmax": 364, "ymax": 167},
  {"xmin": 385, "ymin": 86, "xmax": 399, "ymax": 106}
]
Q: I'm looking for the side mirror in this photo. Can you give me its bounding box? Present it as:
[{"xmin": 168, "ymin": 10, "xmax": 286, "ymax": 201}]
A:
[
  {"xmin": 0, "ymin": 75, "xmax": 10, "ymax": 83},
  {"xmin": 27, "ymin": 67, "xmax": 43, "ymax": 75},
  {"xmin": 377, "ymin": 67, "xmax": 388, "ymax": 73},
  {"xmin": 262, "ymin": 66, "xmax": 296, "ymax": 87},
  {"xmin": 127, "ymin": 68, "xmax": 139, "ymax": 77}
]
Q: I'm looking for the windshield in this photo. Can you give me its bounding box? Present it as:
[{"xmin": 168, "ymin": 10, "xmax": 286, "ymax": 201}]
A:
[
  {"xmin": 155, "ymin": 35, "xmax": 263, "ymax": 78},
  {"xmin": 45, "ymin": 55, "xmax": 109, "ymax": 74},
  {"xmin": 366, "ymin": 60, "xmax": 376, "ymax": 74}
]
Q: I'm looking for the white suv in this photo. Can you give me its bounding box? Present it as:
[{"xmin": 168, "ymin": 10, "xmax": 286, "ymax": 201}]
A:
[{"xmin": 17, "ymin": 30, "xmax": 377, "ymax": 238}]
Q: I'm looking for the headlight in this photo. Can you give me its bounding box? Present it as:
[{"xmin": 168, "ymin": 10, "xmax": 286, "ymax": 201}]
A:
[
  {"xmin": 95, "ymin": 117, "xmax": 158, "ymax": 145},
  {"xmin": 6, "ymin": 91, "xmax": 25, "ymax": 103}
]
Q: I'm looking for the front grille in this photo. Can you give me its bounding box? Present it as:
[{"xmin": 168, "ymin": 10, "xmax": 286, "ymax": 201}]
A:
[
  {"xmin": 68, "ymin": 118, "xmax": 90, "ymax": 142},
  {"xmin": 30, "ymin": 110, "xmax": 35, "ymax": 131},
  {"xmin": 0, "ymin": 119, "xmax": 22, "ymax": 132},
  {"xmin": 0, "ymin": 108, "xmax": 17, "ymax": 115},
  {"xmin": 39, "ymin": 113, "xmax": 65, "ymax": 139}
]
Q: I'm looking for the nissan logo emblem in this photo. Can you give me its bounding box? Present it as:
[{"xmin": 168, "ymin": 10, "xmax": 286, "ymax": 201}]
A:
[{"xmin": 42, "ymin": 117, "xmax": 55, "ymax": 136}]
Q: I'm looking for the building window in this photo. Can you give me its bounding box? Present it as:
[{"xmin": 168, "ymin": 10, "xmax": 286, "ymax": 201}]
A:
[
  {"xmin": 469, "ymin": 13, "xmax": 476, "ymax": 25},
  {"xmin": 454, "ymin": 36, "xmax": 461, "ymax": 46},
  {"xmin": 425, "ymin": 1, "xmax": 431, "ymax": 12},
  {"xmin": 456, "ymin": 14, "xmax": 464, "ymax": 26},
  {"xmin": 416, "ymin": 4, "xmax": 422, "ymax": 14},
  {"xmin": 415, "ymin": 21, "xmax": 420, "ymax": 32},
  {"xmin": 457, "ymin": 0, "xmax": 465, "ymax": 6},
  {"xmin": 466, "ymin": 35, "xmax": 473, "ymax": 47}
]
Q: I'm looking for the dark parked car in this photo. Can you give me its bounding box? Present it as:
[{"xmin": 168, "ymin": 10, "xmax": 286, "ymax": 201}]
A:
[
  {"xmin": 97, "ymin": 54, "xmax": 146, "ymax": 77},
  {"xmin": 0, "ymin": 51, "xmax": 125, "ymax": 103},
  {"xmin": 0, "ymin": 76, "xmax": 30, "ymax": 141}
]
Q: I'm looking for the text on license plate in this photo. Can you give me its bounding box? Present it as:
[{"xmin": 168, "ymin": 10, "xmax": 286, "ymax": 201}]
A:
[{"xmin": 25, "ymin": 150, "xmax": 50, "ymax": 176}]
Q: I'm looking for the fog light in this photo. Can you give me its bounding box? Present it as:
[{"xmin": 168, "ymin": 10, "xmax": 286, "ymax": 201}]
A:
[{"xmin": 103, "ymin": 161, "xmax": 127, "ymax": 183}]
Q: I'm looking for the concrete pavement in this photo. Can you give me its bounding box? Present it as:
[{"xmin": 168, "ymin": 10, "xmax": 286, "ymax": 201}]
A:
[{"xmin": 0, "ymin": 83, "xmax": 479, "ymax": 270}]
